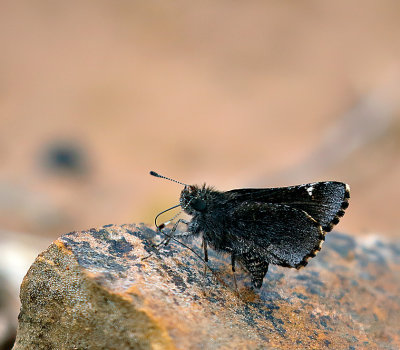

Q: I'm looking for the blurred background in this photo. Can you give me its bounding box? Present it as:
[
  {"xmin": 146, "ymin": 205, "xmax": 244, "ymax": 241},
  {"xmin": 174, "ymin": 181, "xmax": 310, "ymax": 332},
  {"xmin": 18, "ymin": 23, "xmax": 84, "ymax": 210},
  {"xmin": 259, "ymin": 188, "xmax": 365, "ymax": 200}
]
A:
[{"xmin": 1, "ymin": 1, "xmax": 400, "ymax": 348}]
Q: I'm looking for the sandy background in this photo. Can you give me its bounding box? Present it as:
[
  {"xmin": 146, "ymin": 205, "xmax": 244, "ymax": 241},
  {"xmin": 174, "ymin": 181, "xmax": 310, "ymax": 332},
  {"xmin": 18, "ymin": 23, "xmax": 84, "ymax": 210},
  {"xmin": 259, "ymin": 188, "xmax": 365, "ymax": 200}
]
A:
[
  {"xmin": 1, "ymin": 1, "xmax": 400, "ymax": 267},
  {"xmin": 1, "ymin": 1, "xmax": 400, "ymax": 347},
  {"xmin": 1, "ymin": 1, "xmax": 400, "ymax": 240}
]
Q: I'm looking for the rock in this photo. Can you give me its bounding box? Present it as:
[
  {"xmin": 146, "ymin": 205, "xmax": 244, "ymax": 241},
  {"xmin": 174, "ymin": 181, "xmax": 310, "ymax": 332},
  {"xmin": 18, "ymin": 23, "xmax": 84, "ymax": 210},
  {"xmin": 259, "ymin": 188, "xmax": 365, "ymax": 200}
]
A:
[{"xmin": 12, "ymin": 224, "xmax": 400, "ymax": 349}]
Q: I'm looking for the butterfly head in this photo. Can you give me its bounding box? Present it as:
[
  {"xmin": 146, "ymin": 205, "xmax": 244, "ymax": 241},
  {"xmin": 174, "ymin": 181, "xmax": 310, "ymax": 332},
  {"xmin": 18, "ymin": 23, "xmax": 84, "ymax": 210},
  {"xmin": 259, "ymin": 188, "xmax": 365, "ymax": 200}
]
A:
[
  {"xmin": 180, "ymin": 185, "xmax": 207, "ymax": 214},
  {"xmin": 149, "ymin": 171, "xmax": 208, "ymax": 215}
]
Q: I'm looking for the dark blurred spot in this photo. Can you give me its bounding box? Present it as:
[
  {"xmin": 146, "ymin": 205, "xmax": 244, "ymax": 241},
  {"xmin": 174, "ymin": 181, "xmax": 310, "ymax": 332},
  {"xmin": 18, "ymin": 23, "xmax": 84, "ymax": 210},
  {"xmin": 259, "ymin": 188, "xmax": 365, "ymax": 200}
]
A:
[
  {"xmin": 41, "ymin": 142, "xmax": 89, "ymax": 176},
  {"xmin": 0, "ymin": 332, "xmax": 16, "ymax": 350},
  {"xmin": 0, "ymin": 275, "xmax": 16, "ymax": 350}
]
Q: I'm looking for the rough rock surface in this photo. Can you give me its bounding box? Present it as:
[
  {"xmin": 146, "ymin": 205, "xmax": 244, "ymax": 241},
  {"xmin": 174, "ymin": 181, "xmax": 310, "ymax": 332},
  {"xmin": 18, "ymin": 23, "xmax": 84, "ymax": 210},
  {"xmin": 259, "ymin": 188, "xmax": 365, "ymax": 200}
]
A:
[{"xmin": 12, "ymin": 224, "xmax": 400, "ymax": 349}]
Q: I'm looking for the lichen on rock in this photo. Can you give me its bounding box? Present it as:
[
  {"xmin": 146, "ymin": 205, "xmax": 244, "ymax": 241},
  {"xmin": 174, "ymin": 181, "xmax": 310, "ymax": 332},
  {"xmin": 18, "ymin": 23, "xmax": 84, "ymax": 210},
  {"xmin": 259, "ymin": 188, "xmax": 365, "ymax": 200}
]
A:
[{"xmin": 12, "ymin": 224, "xmax": 400, "ymax": 349}]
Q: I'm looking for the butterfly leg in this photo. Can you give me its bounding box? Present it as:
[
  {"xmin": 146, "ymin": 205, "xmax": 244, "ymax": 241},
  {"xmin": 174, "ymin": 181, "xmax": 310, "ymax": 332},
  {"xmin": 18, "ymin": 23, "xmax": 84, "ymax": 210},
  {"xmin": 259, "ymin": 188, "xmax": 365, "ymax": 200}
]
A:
[
  {"xmin": 203, "ymin": 239, "xmax": 208, "ymax": 262},
  {"xmin": 142, "ymin": 219, "xmax": 190, "ymax": 260},
  {"xmin": 231, "ymin": 253, "xmax": 238, "ymax": 291},
  {"xmin": 202, "ymin": 238, "xmax": 208, "ymax": 280},
  {"xmin": 159, "ymin": 219, "xmax": 190, "ymax": 246}
]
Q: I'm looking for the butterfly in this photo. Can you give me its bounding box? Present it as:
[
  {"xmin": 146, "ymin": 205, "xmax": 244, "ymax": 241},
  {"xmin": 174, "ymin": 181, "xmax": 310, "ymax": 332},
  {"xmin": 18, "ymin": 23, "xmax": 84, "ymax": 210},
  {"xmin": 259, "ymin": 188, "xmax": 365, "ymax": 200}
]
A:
[{"xmin": 150, "ymin": 171, "xmax": 350, "ymax": 288}]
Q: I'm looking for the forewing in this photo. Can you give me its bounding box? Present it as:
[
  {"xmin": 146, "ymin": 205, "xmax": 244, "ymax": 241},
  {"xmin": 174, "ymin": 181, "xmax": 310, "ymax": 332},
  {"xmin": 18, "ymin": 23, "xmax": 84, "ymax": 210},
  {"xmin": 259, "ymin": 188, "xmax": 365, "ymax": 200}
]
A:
[
  {"xmin": 226, "ymin": 181, "xmax": 350, "ymax": 232},
  {"xmin": 227, "ymin": 202, "xmax": 324, "ymax": 269}
]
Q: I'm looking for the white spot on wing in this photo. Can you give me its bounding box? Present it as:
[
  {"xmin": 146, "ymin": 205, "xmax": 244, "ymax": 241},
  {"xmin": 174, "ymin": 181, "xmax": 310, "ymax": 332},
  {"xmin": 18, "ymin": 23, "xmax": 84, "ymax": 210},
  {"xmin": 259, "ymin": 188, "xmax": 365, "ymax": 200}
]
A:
[{"xmin": 306, "ymin": 186, "xmax": 314, "ymax": 197}]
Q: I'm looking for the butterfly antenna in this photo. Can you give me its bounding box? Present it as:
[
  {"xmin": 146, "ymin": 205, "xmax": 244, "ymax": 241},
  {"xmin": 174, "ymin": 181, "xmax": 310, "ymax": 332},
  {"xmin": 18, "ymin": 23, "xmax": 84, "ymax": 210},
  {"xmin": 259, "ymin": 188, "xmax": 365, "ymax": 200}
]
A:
[{"xmin": 150, "ymin": 171, "xmax": 188, "ymax": 187}]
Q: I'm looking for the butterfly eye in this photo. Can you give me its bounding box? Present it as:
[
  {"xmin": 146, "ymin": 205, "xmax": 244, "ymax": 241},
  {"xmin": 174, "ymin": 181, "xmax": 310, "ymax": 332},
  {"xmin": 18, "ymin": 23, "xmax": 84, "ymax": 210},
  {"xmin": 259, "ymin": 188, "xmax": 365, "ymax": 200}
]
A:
[{"xmin": 191, "ymin": 198, "xmax": 207, "ymax": 211}]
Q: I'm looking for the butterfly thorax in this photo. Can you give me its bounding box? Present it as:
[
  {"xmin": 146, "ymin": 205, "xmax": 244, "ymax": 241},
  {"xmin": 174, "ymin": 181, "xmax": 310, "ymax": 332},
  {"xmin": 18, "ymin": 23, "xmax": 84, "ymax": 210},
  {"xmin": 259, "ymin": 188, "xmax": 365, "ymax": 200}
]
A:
[{"xmin": 180, "ymin": 185, "xmax": 233, "ymax": 252}]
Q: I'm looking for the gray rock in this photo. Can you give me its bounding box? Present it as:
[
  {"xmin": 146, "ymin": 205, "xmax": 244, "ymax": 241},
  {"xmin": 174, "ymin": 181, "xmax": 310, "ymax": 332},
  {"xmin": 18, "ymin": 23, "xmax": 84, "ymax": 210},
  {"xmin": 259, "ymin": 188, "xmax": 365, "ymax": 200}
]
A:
[{"xmin": 12, "ymin": 224, "xmax": 400, "ymax": 349}]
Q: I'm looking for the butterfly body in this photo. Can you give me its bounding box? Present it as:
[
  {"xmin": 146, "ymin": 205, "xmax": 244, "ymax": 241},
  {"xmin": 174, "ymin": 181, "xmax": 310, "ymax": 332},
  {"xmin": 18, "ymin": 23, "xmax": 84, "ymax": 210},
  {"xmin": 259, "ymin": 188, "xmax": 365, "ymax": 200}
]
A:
[{"xmin": 178, "ymin": 181, "xmax": 350, "ymax": 288}]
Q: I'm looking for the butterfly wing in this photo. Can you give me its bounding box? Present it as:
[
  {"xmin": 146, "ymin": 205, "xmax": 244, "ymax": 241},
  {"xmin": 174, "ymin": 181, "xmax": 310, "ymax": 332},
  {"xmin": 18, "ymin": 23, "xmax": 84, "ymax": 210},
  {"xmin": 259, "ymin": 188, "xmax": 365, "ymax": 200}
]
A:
[
  {"xmin": 227, "ymin": 202, "xmax": 325, "ymax": 269},
  {"xmin": 225, "ymin": 181, "xmax": 350, "ymax": 232}
]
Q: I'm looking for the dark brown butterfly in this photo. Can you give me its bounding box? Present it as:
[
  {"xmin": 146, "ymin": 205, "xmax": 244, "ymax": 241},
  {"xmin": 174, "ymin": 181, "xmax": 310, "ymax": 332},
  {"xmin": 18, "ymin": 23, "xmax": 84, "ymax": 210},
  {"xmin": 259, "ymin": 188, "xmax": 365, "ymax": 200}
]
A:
[{"xmin": 150, "ymin": 171, "xmax": 350, "ymax": 288}]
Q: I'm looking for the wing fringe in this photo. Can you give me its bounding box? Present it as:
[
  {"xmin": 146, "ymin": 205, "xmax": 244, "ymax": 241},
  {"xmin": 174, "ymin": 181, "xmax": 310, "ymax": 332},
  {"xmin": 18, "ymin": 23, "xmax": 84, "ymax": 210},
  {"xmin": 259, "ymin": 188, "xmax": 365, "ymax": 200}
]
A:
[{"xmin": 297, "ymin": 184, "xmax": 350, "ymax": 269}]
